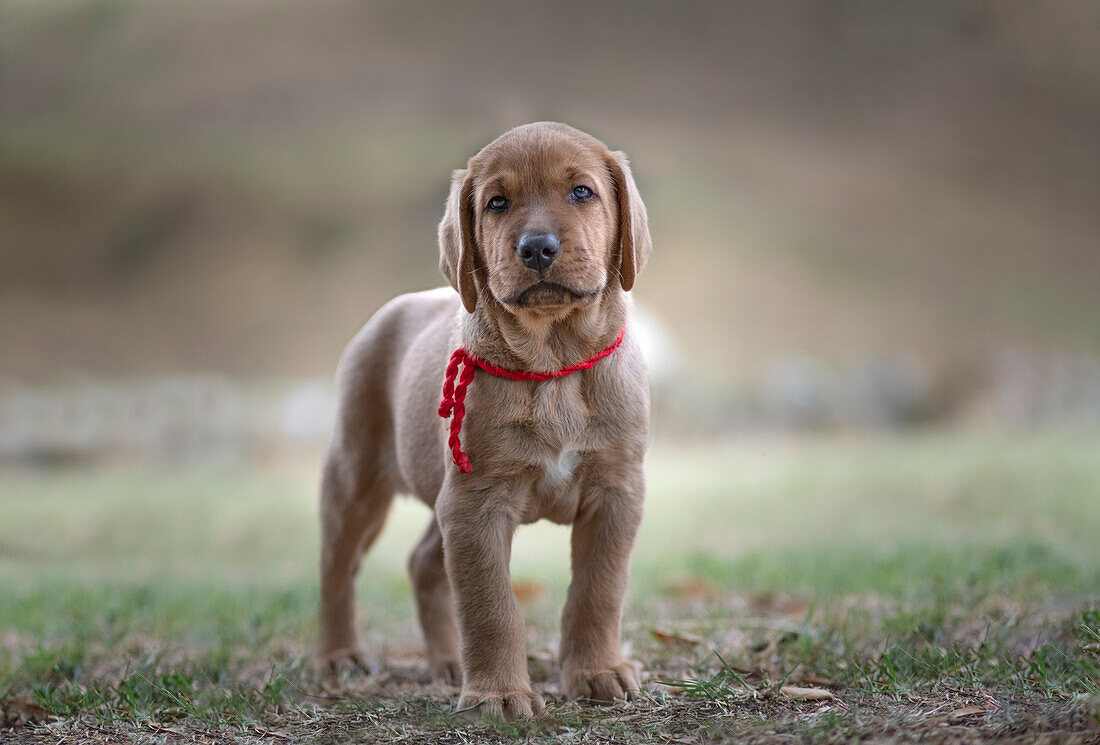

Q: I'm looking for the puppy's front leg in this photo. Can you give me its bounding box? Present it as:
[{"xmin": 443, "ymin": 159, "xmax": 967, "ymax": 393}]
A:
[
  {"xmin": 560, "ymin": 464, "xmax": 645, "ymax": 702},
  {"xmin": 436, "ymin": 485, "xmax": 544, "ymax": 720}
]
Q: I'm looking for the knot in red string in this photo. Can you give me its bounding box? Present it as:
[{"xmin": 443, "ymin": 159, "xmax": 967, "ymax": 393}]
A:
[{"xmin": 437, "ymin": 327, "xmax": 626, "ymax": 474}]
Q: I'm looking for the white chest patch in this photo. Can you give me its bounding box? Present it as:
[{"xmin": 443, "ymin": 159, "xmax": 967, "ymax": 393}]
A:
[{"xmin": 541, "ymin": 447, "xmax": 581, "ymax": 492}]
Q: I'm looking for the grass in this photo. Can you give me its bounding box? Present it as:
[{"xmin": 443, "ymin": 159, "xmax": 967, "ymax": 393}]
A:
[{"xmin": 2, "ymin": 432, "xmax": 1100, "ymax": 743}]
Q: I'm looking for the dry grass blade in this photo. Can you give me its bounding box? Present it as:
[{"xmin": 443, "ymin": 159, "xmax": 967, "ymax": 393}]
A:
[
  {"xmin": 946, "ymin": 706, "xmax": 987, "ymax": 720},
  {"xmin": 251, "ymin": 726, "xmax": 295, "ymax": 740}
]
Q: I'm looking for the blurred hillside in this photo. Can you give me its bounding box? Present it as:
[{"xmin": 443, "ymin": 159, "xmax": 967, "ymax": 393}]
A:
[{"xmin": 2, "ymin": 0, "xmax": 1099, "ymax": 427}]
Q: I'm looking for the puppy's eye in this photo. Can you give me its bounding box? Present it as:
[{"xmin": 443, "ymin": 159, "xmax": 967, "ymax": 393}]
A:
[
  {"xmin": 487, "ymin": 196, "xmax": 508, "ymax": 212},
  {"xmin": 571, "ymin": 185, "xmax": 593, "ymax": 202}
]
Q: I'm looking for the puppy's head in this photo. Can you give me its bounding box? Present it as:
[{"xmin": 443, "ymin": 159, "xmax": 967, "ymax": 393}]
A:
[{"xmin": 439, "ymin": 122, "xmax": 650, "ymax": 314}]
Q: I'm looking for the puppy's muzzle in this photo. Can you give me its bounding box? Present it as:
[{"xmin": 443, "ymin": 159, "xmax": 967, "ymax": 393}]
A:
[{"xmin": 517, "ymin": 232, "xmax": 560, "ymax": 272}]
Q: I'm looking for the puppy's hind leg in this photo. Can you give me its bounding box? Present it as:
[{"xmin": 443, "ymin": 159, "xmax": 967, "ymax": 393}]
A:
[
  {"xmin": 409, "ymin": 516, "xmax": 461, "ymax": 685},
  {"xmin": 318, "ymin": 452, "xmax": 394, "ymax": 675}
]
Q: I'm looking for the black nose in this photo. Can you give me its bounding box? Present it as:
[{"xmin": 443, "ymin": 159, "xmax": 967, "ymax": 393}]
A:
[{"xmin": 516, "ymin": 232, "xmax": 560, "ymax": 272}]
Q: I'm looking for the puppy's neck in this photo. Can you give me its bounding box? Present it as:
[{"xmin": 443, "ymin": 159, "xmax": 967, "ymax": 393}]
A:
[{"xmin": 463, "ymin": 287, "xmax": 628, "ymax": 372}]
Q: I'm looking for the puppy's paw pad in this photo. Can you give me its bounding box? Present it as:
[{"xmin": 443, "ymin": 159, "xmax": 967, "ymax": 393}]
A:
[
  {"xmin": 457, "ymin": 688, "xmax": 545, "ymax": 721},
  {"xmin": 564, "ymin": 660, "xmax": 642, "ymax": 703}
]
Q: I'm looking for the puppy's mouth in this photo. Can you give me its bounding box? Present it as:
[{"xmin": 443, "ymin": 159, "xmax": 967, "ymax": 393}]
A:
[{"xmin": 503, "ymin": 281, "xmax": 599, "ymax": 308}]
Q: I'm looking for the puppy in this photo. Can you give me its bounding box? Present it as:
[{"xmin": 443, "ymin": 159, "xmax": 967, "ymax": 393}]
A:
[{"xmin": 318, "ymin": 122, "xmax": 651, "ymax": 720}]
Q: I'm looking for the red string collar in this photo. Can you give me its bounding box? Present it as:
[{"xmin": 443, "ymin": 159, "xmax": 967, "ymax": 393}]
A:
[{"xmin": 437, "ymin": 327, "xmax": 626, "ymax": 474}]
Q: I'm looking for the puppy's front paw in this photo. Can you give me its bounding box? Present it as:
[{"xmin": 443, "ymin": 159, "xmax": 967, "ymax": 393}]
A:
[
  {"xmin": 457, "ymin": 686, "xmax": 545, "ymax": 721},
  {"xmin": 563, "ymin": 660, "xmax": 642, "ymax": 703}
]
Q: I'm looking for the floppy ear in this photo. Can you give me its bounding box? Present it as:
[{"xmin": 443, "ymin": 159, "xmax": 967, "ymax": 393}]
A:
[
  {"xmin": 438, "ymin": 168, "xmax": 479, "ymax": 313},
  {"xmin": 606, "ymin": 150, "xmax": 652, "ymax": 291}
]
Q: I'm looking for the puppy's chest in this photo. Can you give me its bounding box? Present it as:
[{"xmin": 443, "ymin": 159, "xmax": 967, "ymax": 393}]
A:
[
  {"xmin": 496, "ymin": 375, "xmax": 601, "ymax": 520},
  {"xmin": 495, "ymin": 372, "xmax": 590, "ymax": 439}
]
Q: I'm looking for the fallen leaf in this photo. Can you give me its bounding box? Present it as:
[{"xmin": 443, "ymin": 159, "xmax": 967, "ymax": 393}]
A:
[
  {"xmin": 660, "ymin": 576, "xmax": 722, "ymax": 600},
  {"xmin": 747, "ymin": 592, "xmax": 811, "ymax": 616},
  {"xmin": 650, "ymin": 628, "xmax": 706, "ymax": 647},
  {"xmin": 0, "ymin": 695, "xmax": 49, "ymax": 728},
  {"xmin": 947, "ymin": 706, "xmax": 986, "ymax": 720},
  {"xmin": 780, "ymin": 686, "xmax": 835, "ymax": 701},
  {"xmin": 511, "ymin": 580, "xmax": 545, "ymax": 604}
]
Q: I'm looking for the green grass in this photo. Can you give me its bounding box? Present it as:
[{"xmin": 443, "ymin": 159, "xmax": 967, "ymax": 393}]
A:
[
  {"xmin": 670, "ymin": 606, "xmax": 1099, "ymax": 700},
  {"xmin": 2, "ymin": 432, "xmax": 1100, "ymax": 742}
]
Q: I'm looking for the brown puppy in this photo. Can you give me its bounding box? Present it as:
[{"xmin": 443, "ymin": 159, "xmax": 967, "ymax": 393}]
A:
[{"xmin": 318, "ymin": 122, "xmax": 652, "ymax": 720}]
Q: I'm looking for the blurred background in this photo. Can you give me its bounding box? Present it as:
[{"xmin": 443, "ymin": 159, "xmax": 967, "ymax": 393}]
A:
[{"xmin": 2, "ymin": 1, "xmax": 1099, "ymax": 608}]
